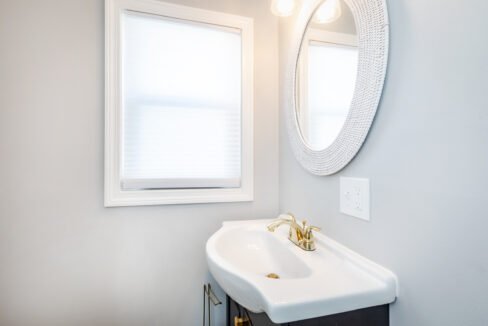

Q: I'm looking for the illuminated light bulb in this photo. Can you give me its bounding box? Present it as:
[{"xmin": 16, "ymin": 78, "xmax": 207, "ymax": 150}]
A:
[
  {"xmin": 313, "ymin": 0, "xmax": 342, "ymax": 24},
  {"xmin": 270, "ymin": 0, "xmax": 296, "ymax": 17}
]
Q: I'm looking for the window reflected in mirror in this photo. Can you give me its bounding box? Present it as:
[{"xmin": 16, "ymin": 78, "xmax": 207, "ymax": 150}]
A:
[{"xmin": 296, "ymin": 0, "xmax": 358, "ymax": 150}]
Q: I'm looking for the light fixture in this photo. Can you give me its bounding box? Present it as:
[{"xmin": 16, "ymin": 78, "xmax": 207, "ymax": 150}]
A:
[
  {"xmin": 270, "ymin": 0, "xmax": 296, "ymax": 17},
  {"xmin": 313, "ymin": 0, "xmax": 342, "ymax": 24}
]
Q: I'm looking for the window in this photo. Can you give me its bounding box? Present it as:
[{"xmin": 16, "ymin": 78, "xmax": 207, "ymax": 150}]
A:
[{"xmin": 105, "ymin": 0, "xmax": 254, "ymax": 206}]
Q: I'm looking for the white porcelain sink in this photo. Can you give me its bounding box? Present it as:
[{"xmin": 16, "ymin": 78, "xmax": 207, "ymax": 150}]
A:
[{"xmin": 206, "ymin": 219, "xmax": 398, "ymax": 323}]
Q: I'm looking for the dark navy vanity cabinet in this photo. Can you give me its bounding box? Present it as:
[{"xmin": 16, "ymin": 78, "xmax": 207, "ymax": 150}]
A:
[{"xmin": 227, "ymin": 297, "xmax": 389, "ymax": 326}]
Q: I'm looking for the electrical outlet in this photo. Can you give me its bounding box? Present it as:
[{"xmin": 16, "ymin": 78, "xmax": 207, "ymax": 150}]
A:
[{"xmin": 340, "ymin": 177, "xmax": 370, "ymax": 221}]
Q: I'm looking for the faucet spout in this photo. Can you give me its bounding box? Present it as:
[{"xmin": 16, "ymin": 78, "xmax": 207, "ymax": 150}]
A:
[{"xmin": 267, "ymin": 213, "xmax": 300, "ymax": 232}]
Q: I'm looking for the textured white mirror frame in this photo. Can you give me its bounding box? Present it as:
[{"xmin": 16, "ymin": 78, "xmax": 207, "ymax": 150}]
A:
[{"xmin": 285, "ymin": 0, "xmax": 389, "ymax": 175}]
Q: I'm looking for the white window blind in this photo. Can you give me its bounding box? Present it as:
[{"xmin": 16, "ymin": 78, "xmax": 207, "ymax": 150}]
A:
[
  {"xmin": 307, "ymin": 41, "xmax": 358, "ymax": 149},
  {"xmin": 121, "ymin": 11, "xmax": 242, "ymax": 190}
]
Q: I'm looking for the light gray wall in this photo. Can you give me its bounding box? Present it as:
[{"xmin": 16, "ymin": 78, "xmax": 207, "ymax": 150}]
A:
[
  {"xmin": 279, "ymin": 0, "xmax": 488, "ymax": 325},
  {"xmin": 0, "ymin": 0, "xmax": 279, "ymax": 325}
]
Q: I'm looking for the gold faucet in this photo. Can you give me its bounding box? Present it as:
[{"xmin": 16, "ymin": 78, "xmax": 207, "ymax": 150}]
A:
[{"xmin": 267, "ymin": 213, "xmax": 321, "ymax": 251}]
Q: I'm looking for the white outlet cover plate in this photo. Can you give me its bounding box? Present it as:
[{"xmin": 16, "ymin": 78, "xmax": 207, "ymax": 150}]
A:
[{"xmin": 340, "ymin": 177, "xmax": 370, "ymax": 221}]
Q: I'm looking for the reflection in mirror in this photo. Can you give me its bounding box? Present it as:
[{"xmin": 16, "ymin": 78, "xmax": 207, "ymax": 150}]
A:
[{"xmin": 296, "ymin": 0, "xmax": 358, "ymax": 150}]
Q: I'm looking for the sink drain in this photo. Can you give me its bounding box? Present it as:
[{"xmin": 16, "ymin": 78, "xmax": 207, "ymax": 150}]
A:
[{"xmin": 266, "ymin": 273, "xmax": 280, "ymax": 279}]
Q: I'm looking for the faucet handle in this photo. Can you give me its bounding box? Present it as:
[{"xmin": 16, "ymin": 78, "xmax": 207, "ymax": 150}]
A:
[{"xmin": 302, "ymin": 221, "xmax": 321, "ymax": 239}]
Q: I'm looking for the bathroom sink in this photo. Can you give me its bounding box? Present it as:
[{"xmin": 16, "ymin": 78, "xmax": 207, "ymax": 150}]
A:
[{"xmin": 206, "ymin": 219, "xmax": 398, "ymax": 323}]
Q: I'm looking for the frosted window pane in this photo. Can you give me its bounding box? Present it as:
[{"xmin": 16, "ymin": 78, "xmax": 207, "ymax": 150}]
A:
[
  {"xmin": 307, "ymin": 42, "xmax": 358, "ymax": 149},
  {"xmin": 121, "ymin": 12, "xmax": 242, "ymax": 189}
]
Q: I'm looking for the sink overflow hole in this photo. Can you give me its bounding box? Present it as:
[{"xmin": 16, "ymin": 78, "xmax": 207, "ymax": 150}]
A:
[{"xmin": 266, "ymin": 273, "xmax": 280, "ymax": 279}]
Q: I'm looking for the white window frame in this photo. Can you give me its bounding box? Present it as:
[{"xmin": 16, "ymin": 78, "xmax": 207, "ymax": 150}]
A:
[{"xmin": 105, "ymin": 0, "xmax": 254, "ymax": 207}]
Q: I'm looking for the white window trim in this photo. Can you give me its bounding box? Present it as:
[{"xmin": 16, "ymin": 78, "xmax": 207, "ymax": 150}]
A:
[
  {"xmin": 306, "ymin": 29, "xmax": 358, "ymax": 47},
  {"xmin": 105, "ymin": 0, "xmax": 254, "ymax": 207}
]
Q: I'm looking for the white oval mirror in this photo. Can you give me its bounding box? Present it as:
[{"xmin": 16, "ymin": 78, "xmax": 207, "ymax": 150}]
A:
[{"xmin": 285, "ymin": 0, "xmax": 389, "ymax": 175}]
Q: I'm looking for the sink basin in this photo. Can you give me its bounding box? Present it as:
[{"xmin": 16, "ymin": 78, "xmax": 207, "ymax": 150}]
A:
[
  {"xmin": 206, "ymin": 219, "xmax": 398, "ymax": 323},
  {"xmin": 214, "ymin": 226, "xmax": 312, "ymax": 279}
]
